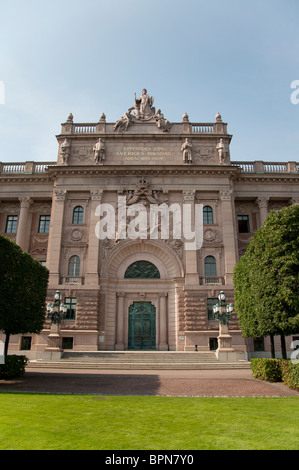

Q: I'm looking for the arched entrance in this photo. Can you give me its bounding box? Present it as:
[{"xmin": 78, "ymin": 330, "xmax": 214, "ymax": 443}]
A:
[{"xmin": 100, "ymin": 239, "xmax": 184, "ymax": 351}]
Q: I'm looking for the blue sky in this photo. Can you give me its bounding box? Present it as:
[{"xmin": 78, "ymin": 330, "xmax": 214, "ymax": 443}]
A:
[{"xmin": 0, "ymin": 0, "xmax": 298, "ymax": 163}]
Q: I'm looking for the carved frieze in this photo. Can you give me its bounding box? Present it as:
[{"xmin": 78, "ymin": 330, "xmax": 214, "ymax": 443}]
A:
[{"xmin": 72, "ymin": 146, "xmax": 94, "ymax": 164}]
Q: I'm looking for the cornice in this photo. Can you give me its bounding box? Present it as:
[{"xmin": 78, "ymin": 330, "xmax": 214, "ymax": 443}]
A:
[
  {"xmin": 46, "ymin": 164, "xmax": 240, "ymax": 178},
  {"xmin": 235, "ymin": 174, "xmax": 299, "ymax": 183}
]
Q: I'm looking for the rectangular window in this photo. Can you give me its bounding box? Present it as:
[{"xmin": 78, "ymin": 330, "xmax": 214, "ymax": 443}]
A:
[
  {"xmin": 6, "ymin": 215, "xmax": 18, "ymax": 233},
  {"xmin": 64, "ymin": 297, "xmax": 77, "ymax": 320},
  {"xmin": 238, "ymin": 215, "xmax": 250, "ymax": 233},
  {"xmin": 207, "ymin": 298, "xmax": 218, "ymax": 320},
  {"xmin": 38, "ymin": 215, "xmax": 50, "ymax": 233},
  {"xmin": 253, "ymin": 337, "xmax": 264, "ymax": 352},
  {"xmin": 21, "ymin": 336, "xmax": 32, "ymax": 350},
  {"xmin": 62, "ymin": 337, "xmax": 73, "ymax": 350}
]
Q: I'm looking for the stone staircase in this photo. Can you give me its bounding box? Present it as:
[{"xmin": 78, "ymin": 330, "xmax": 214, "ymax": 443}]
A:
[{"xmin": 29, "ymin": 351, "xmax": 250, "ymax": 370}]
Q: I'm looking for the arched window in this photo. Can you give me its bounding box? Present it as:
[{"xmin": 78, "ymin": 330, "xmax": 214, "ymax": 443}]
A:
[
  {"xmin": 204, "ymin": 256, "xmax": 216, "ymax": 277},
  {"xmin": 203, "ymin": 206, "xmax": 213, "ymax": 224},
  {"xmin": 68, "ymin": 256, "xmax": 80, "ymax": 278},
  {"xmin": 72, "ymin": 206, "xmax": 84, "ymax": 224},
  {"xmin": 124, "ymin": 260, "xmax": 160, "ymax": 279}
]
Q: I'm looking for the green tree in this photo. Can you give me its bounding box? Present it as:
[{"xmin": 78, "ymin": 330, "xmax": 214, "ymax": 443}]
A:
[
  {"xmin": 233, "ymin": 205, "xmax": 299, "ymax": 359},
  {"xmin": 0, "ymin": 235, "xmax": 49, "ymax": 356}
]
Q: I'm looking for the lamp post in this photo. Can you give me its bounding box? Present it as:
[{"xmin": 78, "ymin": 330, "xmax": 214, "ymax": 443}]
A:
[
  {"xmin": 212, "ymin": 291, "xmax": 234, "ymax": 325},
  {"xmin": 45, "ymin": 290, "xmax": 67, "ymax": 357},
  {"xmin": 213, "ymin": 291, "xmax": 235, "ymax": 361},
  {"xmin": 47, "ymin": 290, "xmax": 67, "ymax": 325}
]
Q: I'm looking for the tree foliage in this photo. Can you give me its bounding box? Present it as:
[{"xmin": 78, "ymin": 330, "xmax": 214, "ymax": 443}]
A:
[
  {"xmin": 233, "ymin": 205, "xmax": 299, "ymax": 340},
  {"xmin": 0, "ymin": 235, "xmax": 49, "ymax": 354}
]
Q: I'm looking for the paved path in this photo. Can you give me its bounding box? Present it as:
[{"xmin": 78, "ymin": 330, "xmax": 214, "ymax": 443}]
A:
[{"xmin": 0, "ymin": 367, "xmax": 298, "ymax": 397}]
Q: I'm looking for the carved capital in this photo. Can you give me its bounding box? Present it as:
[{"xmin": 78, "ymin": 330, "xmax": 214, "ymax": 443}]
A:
[
  {"xmin": 183, "ymin": 190, "xmax": 195, "ymax": 202},
  {"xmin": 19, "ymin": 196, "xmax": 33, "ymax": 209},
  {"xmin": 256, "ymin": 197, "xmax": 269, "ymax": 208},
  {"xmin": 219, "ymin": 189, "xmax": 232, "ymax": 201},
  {"xmin": 54, "ymin": 189, "xmax": 67, "ymax": 201},
  {"xmin": 90, "ymin": 189, "xmax": 103, "ymax": 201}
]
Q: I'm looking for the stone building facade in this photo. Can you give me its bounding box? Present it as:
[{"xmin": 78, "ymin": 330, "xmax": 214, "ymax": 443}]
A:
[{"xmin": 1, "ymin": 90, "xmax": 298, "ymax": 359}]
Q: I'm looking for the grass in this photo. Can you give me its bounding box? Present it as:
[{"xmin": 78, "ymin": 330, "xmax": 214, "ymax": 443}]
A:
[{"xmin": 0, "ymin": 394, "xmax": 298, "ymax": 450}]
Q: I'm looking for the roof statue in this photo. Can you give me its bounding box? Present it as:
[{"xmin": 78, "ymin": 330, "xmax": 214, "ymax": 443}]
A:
[{"xmin": 113, "ymin": 89, "xmax": 171, "ymax": 132}]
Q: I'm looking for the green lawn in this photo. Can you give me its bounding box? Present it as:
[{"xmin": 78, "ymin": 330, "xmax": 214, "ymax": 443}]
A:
[{"xmin": 0, "ymin": 394, "xmax": 298, "ymax": 450}]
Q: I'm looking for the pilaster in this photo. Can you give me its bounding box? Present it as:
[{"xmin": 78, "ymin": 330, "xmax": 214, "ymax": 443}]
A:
[
  {"xmin": 85, "ymin": 189, "xmax": 103, "ymax": 286},
  {"xmin": 159, "ymin": 293, "xmax": 168, "ymax": 350},
  {"xmin": 46, "ymin": 189, "xmax": 66, "ymax": 286},
  {"xmin": 115, "ymin": 292, "xmax": 125, "ymax": 350},
  {"xmin": 183, "ymin": 189, "xmax": 199, "ymax": 287},
  {"xmin": 219, "ymin": 188, "xmax": 237, "ymax": 284}
]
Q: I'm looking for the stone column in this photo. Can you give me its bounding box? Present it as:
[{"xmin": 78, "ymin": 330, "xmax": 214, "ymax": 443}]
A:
[
  {"xmin": 219, "ymin": 189, "xmax": 237, "ymax": 285},
  {"xmin": 16, "ymin": 197, "xmax": 32, "ymax": 250},
  {"xmin": 85, "ymin": 189, "xmax": 103, "ymax": 286},
  {"xmin": 183, "ymin": 190, "xmax": 199, "ymax": 287},
  {"xmin": 257, "ymin": 197, "xmax": 269, "ymax": 225},
  {"xmin": 115, "ymin": 292, "xmax": 125, "ymax": 350},
  {"xmin": 159, "ymin": 293, "xmax": 168, "ymax": 351},
  {"xmin": 46, "ymin": 189, "xmax": 66, "ymax": 286}
]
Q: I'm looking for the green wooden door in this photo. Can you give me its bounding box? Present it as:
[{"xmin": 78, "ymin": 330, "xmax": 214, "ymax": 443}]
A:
[{"xmin": 128, "ymin": 302, "xmax": 156, "ymax": 350}]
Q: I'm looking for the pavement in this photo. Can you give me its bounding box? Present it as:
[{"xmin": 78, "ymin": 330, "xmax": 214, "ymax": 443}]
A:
[{"xmin": 0, "ymin": 367, "xmax": 298, "ymax": 397}]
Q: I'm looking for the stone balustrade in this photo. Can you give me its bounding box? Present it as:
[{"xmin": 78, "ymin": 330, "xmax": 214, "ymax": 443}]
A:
[
  {"xmin": 0, "ymin": 162, "xmax": 55, "ymax": 174},
  {"xmin": 232, "ymin": 161, "xmax": 299, "ymax": 174},
  {"xmin": 1, "ymin": 160, "xmax": 298, "ymax": 174}
]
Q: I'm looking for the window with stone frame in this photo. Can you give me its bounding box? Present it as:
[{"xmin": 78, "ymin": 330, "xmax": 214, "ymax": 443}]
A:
[
  {"xmin": 203, "ymin": 206, "xmax": 213, "ymax": 224},
  {"xmin": 237, "ymin": 215, "xmax": 250, "ymax": 233},
  {"xmin": 64, "ymin": 298, "xmax": 77, "ymax": 320},
  {"xmin": 72, "ymin": 206, "xmax": 84, "ymax": 224},
  {"xmin": 38, "ymin": 215, "xmax": 50, "ymax": 233},
  {"xmin": 5, "ymin": 215, "xmax": 18, "ymax": 233},
  {"xmin": 68, "ymin": 256, "xmax": 81, "ymax": 281},
  {"xmin": 207, "ymin": 298, "xmax": 218, "ymax": 320},
  {"xmin": 204, "ymin": 256, "xmax": 217, "ymax": 278}
]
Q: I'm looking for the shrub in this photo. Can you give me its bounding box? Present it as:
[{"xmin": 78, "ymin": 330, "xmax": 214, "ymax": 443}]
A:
[
  {"xmin": 251, "ymin": 358, "xmax": 283, "ymax": 382},
  {"xmin": 281, "ymin": 360, "xmax": 299, "ymax": 391},
  {"xmin": 0, "ymin": 355, "xmax": 28, "ymax": 379}
]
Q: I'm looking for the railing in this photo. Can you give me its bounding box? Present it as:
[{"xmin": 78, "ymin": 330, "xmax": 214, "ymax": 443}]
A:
[
  {"xmin": 263, "ymin": 162, "xmax": 287, "ymax": 173},
  {"xmin": 2, "ymin": 163, "xmax": 26, "ymax": 173},
  {"xmin": 0, "ymin": 162, "xmax": 56, "ymax": 174},
  {"xmin": 63, "ymin": 276, "xmax": 84, "ymax": 285},
  {"xmin": 192, "ymin": 123, "xmax": 214, "ymax": 133},
  {"xmin": 74, "ymin": 124, "xmax": 96, "ymax": 134},
  {"xmin": 200, "ymin": 276, "xmax": 224, "ymax": 285},
  {"xmin": 231, "ymin": 162, "xmax": 255, "ymax": 172},
  {"xmin": 232, "ymin": 161, "xmax": 298, "ymax": 174}
]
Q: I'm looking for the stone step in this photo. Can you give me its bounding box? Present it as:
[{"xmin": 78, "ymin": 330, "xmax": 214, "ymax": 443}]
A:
[
  {"xmin": 61, "ymin": 351, "xmax": 219, "ymax": 363},
  {"xmin": 28, "ymin": 350, "xmax": 251, "ymax": 370},
  {"xmin": 28, "ymin": 361, "xmax": 251, "ymax": 370}
]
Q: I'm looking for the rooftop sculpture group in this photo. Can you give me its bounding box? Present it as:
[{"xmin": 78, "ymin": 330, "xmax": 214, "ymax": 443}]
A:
[{"xmin": 113, "ymin": 89, "xmax": 172, "ymax": 133}]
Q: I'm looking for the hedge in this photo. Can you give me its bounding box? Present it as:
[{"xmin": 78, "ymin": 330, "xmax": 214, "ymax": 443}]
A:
[
  {"xmin": 0, "ymin": 355, "xmax": 28, "ymax": 379},
  {"xmin": 251, "ymin": 358, "xmax": 299, "ymax": 391},
  {"xmin": 281, "ymin": 360, "xmax": 299, "ymax": 391}
]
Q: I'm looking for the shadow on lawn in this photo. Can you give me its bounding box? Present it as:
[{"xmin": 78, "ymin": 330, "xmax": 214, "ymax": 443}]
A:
[{"xmin": 0, "ymin": 371, "xmax": 162, "ymax": 395}]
